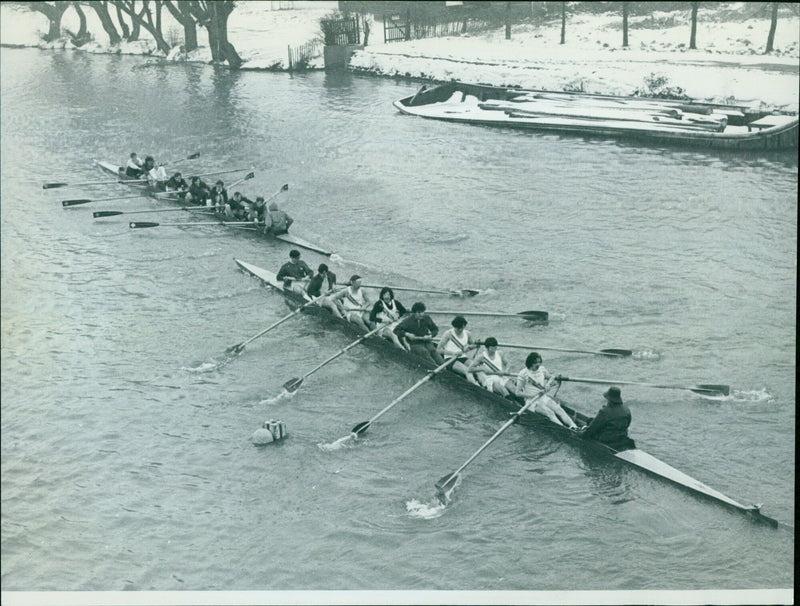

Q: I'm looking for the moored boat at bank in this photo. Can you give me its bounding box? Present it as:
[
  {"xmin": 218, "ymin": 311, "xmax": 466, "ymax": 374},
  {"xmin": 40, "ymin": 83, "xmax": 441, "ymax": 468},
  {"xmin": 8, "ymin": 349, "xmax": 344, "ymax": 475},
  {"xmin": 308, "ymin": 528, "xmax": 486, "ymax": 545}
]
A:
[
  {"xmin": 95, "ymin": 160, "xmax": 334, "ymax": 257},
  {"xmin": 234, "ymin": 257, "xmax": 779, "ymax": 527},
  {"xmin": 394, "ymin": 82, "xmax": 799, "ymax": 152}
]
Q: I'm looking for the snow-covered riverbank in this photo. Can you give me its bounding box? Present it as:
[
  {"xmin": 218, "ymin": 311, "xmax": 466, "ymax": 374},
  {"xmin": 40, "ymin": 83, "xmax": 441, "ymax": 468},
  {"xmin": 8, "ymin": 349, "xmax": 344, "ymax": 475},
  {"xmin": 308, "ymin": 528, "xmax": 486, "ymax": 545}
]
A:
[{"xmin": 2, "ymin": 1, "xmax": 798, "ymax": 109}]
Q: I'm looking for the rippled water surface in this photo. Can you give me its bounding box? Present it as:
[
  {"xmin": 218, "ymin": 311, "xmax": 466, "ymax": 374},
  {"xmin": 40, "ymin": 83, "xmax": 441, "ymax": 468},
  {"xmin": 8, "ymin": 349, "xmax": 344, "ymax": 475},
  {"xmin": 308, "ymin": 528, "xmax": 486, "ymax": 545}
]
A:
[{"xmin": 1, "ymin": 49, "xmax": 795, "ymax": 598}]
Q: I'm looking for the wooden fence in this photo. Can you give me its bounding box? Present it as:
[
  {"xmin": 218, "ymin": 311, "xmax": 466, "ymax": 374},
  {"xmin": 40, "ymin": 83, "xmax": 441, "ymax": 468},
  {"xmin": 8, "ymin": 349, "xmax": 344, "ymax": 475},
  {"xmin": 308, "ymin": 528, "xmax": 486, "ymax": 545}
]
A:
[
  {"xmin": 287, "ymin": 40, "xmax": 322, "ymax": 71},
  {"xmin": 320, "ymin": 15, "xmax": 361, "ymax": 46},
  {"xmin": 383, "ymin": 9, "xmax": 508, "ymax": 44}
]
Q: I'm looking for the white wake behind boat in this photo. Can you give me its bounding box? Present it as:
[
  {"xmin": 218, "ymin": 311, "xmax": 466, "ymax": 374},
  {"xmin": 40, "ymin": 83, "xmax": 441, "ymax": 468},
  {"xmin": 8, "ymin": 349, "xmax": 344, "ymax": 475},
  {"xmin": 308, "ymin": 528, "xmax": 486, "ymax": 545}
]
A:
[{"xmin": 234, "ymin": 258, "xmax": 779, "ymax": 527}]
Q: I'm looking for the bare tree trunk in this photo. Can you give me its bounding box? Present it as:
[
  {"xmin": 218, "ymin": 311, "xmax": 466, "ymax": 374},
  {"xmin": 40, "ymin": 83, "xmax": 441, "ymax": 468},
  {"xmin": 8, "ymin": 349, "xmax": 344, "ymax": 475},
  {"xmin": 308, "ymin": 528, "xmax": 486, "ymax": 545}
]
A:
[
  {"xmin": 622, "ymin": 1, "xmax": 629, "ymax": 47},
  {"xmin": 28, "ymin": 1, "xmax": 70, "ymax": 41},
  {"xmin": 362, "ymin": 14, "xmax": 369, "ymax": 46},
  {"xmin": 112, "ymin": 0, "xmax": 171, "ymax": 53},
  {"xmin": 188, "ymin": 0, "xmax": 241, "ymax": 68},
  {"xmin": 88, "ymin": 1, "xmax": 122, "ymax": 45},
  {"xmin": 115, "ymin": 2, "xmax": 130, "ymax": 39},
  {"xmin": 765, "ymin": 1, "xmax": 778, "ymax": 53},
  {"xmin": 68, "ymin": 1, "xmax": 89, "ymax": 44},
  {"xmin": 560, "ymin": 1, "xmax": 566, "ymax": 44},
  {"xmin": 505, "ymin": 1, "xmax": 511, "ymax": 40},
  {"xmin": 164, "ymin": 0, "xmax": 198, "ymax": 52},
  {"xmin": 689, "ymin": 2, "xmax": 698, "ymax": 49}
]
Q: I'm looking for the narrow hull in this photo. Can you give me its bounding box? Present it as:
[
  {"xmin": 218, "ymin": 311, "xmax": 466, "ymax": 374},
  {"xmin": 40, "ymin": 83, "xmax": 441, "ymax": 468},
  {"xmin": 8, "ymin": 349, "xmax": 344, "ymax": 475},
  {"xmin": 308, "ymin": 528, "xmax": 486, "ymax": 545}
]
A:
[
  {"xmin": 95, "ymin": 160, "xmax": 334, "ymax": 257},
  {"xmin": 234, "ymin": 258, "xmax": 778, "ymax": 526},
  {"xmin": 394, "ymin": 83, "xmax": 798, "ymax": 152}
]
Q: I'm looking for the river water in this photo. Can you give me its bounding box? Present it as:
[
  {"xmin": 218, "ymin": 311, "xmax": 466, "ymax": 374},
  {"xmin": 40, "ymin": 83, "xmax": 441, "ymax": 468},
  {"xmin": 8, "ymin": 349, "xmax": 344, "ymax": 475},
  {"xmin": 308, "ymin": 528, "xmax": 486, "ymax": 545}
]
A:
[{"xmin": 1, "ymin": 49, "xmax": 795, "ymax": 600}]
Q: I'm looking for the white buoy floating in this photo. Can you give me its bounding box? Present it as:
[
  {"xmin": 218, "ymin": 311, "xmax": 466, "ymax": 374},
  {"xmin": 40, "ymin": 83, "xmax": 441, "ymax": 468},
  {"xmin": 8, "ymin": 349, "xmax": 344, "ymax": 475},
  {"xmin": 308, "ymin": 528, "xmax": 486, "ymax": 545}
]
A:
[{"xmin": 251, "ymin": 419, "xmax": 288, "ymax": 445}]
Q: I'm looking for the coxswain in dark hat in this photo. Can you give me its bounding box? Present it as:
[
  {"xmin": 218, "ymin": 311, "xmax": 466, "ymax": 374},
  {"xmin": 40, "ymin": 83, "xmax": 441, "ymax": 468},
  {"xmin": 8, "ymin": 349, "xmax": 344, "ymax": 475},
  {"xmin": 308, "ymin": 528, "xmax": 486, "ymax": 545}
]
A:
[{"xmin": 579, "ymin": 386, "xmax": 635, "ymax": 450}]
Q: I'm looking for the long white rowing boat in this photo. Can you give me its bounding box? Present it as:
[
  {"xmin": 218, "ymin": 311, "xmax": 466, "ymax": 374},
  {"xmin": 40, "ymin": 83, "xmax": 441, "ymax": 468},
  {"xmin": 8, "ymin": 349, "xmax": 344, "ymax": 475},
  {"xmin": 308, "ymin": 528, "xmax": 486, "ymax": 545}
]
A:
[
  {"xmin": 95, "ymin": 160, "xmax": 334, "ymax": 257},
  {"xmin": 235, "ymin": 257, "xmax": 779, "ymax": 527}
]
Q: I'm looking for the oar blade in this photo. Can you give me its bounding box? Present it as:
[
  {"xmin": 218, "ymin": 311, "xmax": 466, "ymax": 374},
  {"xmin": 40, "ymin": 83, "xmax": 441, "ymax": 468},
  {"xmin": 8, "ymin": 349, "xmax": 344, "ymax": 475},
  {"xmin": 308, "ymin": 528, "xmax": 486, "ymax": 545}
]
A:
[
  {"xmin": 435, "ymin": 472, "xmax": 460, "ymax": 496},
  {"xmin": 350, "ymin": 421, "xmax": 370, "ymax": 436},
  {"xmin": 225, "ymin": 342, "xmax": 245, "ymax": 354},
  {"xmin": 519, "ymin": 310, "xmax": 549, "ymax": 323},
  {"xmin": 281, "ymin": 183, "xmax": 289, "ymax": 191},
  {"xmin": 458, "ymin": 289, "xmax": 480, "ymax": 297},
  {"xmin": 188, "ymin": 152, "xmax": 201, "ymax": 159},
  {"xmin": 93, "ymin": 211, "xmax": 123, "ymax": 218},
  {"xmin": 694, "ymin": 384, "xmax": 730, "ymax": 396},
  {"xmin": 129, "ymin": 222, "xmax": 159, "ymax": 229},
  {"xmin": 283, "ymin": 377, "xmax": 303, "ymax": 393},
  {"xmin": 44, "ymin": 182, "xmax": 68, "ymax": 189},
  {"xmin": 62, "ymin": 199, "xmax": 92, "ymax": 207},
  {"xmin": 600, "ymin": 348, "xmax": 633, "ymax": 357}
]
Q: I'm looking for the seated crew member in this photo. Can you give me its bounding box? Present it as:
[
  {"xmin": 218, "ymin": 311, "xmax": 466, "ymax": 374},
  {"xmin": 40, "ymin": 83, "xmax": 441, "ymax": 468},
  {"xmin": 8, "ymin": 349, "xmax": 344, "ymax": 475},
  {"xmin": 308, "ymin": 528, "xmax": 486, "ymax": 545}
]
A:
[
  {"xmin": 579, "ymin": 386, "xmax": 635, "ymax": 450},
  {"xmin": 393, "ymin": 302, "xmax": 444, "ymax": 365},
  {"xmin": 248, "ymin": 195, "xmax": 266, "ymax": 223},
  {"xmin": 276, "ymin": 249, "xmax": 312, "ymax": 294},
  {"xmin": 264, "ymin": 202, "xmax": 294, "ymax": 235},
  {"xmin": 225, "ymin": 191, "xmax": 251, "ymax": 220},
  {"xmin": 186, "ymin": 176, "xmax": 210, "ymax": 206},
  {"xmin": 305, "ymin": 264, "xmax": 342, "ymax": 317},
  {"xmin": 330, "ymin": 275, "xmax": 371, "ymax": 332},
  {"xmin": 209, "ymin": 180, "xmax": 228, "ymax": 214},
  {"xmin": 369, "ymin": 287, "xmax": 408, "ymax": 351},
  {"xmin": 515, "ymin": 352, "xmax": 577, "ymax": 429},
  {"xmin": 165, "ymin": 172, "xmax": 189, "ymax": 200},
  {"xmin": 436, "ymin": 316, "xmax": 479, "ymax": 383},
  {"xmin": 145, "ymin": 157, "xmax": 168, "ymax": 191},
  {"xmin": 125, "ymin": 152, "xmax": 144, "ymax": 178},
  {"xmin": 467, "ymin": 337, "xmax": 513, "ymax": 397}
]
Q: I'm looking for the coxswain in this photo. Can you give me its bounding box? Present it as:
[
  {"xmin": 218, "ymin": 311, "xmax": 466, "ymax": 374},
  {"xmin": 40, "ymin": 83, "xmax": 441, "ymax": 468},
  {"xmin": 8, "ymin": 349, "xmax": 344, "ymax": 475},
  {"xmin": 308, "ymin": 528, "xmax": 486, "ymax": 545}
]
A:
[
  {"xmin": 393, "ymin": 302, "xmax": 444, "ymax": 365},
  {"xmin": 467, "ymin": 337, "xmax": 512, "ymax": 396},
  {"xmin": 330, "ymin": 275, "xmax": 371, "ymax": 331},
  {"xmin": 515, "ymin": 352, "xmax": 577, "ymax": 429},
  {"xmin": 436, "ymin": 316, "xmax": 478, "ymax": 383},
  {"xmin": 578, "ymin": 386, "xmax": 635, "ymax": 450},
  {"xmin": 264, "ymin": 202, "xmax": 293, "ymax": 235},
  {"xmin": 209, "ymin": 180, "xmax": 228, "ymax": 214},
  {"xmin": 125, "ymin": 152, "xmax": 144, "ymax": 178},
  {"xmin": 186, "ymin": 176, "xmax": 210, "ymax": 206},
  {"xmin": 369, "ymin": 287, "xmax": 408, "ymax": 350},
  {"xmin": 276, "ymin": 249, "xmax": 313, "ymax": 294},
  {"xmin": 306, "ymin": 263, "xmax": 342, "ymax": 317}
]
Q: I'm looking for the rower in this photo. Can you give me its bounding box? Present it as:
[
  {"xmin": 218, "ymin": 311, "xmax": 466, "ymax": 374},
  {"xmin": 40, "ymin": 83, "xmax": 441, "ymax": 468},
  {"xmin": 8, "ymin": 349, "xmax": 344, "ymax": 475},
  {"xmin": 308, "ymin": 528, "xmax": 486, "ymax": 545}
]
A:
[
  {"xmin": 330, "ymin": 275, "xmax": 371, "ymax": 332},
  {"xmin": 186, "ymin": 176, "xmax": 210, "ymax": 206},
  {"xmin": 369, "ymin": 287, "xmax": 408, "ymax": 351},
  {"xmin": 276, "ymin": 249, "xmax": 312, "ymax": 294},
  {"xmin": 393, "ymin": 302, "xmax": 444, "ymax": 365},
  {"xmin": 306, "ymin": 263, "xmax": 342, "ymax": 318},
  {"xmin": 226, "ymin": 191, "xmax": 252, "ymax": 220},
  {"xmin": 578, "ymin": 386, "xmax": 635, "ymax": 450},
  {"xmin": 166, "ymin": 171, "xmax": 188, "ymax": 194},
  {"xmin": 436, "ymin": 316, "xmax": 479, "ymax": 383},
  {"xmin": 145, "ymin": 156, "xmax": 168, "ymax": 191},
  {"xmin": 515, "ymin": 352, "xmax": 577, "ymax": 429},
  {"xmin": 209, "ymin": 180, "xmax": 228, "ymax": 214},
  {"xmin": 125, "ymin": 152, "xmax": 144, "ymax": 178},
  {"xmin": 467, "ymin": 337, "xmax": 512, "ymax": 397},
  {"xmin": 249, "ymin": 195, "xmax": 266, "ymax": 223},
  {"xmin": 264, "ymin": 202, "xmax": 293, "ymax": 235}
]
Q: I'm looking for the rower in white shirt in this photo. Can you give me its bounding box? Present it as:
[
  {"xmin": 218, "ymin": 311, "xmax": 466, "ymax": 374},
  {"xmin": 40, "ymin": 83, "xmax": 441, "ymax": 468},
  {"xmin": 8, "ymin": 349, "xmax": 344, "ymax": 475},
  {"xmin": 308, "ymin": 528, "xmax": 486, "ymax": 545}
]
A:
[
  {"xmin": 467, "ymin": 337, "xmax": 513, "ymax": 396},
  {"xmin": 436, "ymin": 316, "xmax": 479, "ymax": 383},
  {"xmin": 515, "ymin": 352, "xmax": 577, "ymax": 429}
]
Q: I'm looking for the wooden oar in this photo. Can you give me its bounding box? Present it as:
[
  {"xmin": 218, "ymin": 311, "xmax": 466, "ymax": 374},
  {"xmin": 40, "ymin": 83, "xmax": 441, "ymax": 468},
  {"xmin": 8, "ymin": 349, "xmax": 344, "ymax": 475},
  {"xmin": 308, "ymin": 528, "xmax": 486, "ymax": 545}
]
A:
[
  {"xmin": 426, "ymin": 310, "xmax": 549, "ymax": 322},
  {"xmin": 164, "ymin": 151, "xmax": 200, "ymax": 165},
  {"xmin": 44, "ymin": 152, "xmax": 200, "ymax": 189},
  {"xmin": 267, "ymin": 183, "xmax": 289, "ymax": 202},
  {"xmin": 129, "ymin": 221, "xmax": 253, "ymax": 229},
  {"xmin": 93, "ymin": 205, "xmax": 209, "ymax": 218},
  {"xmin": 352, "ymin": 284, "xmax": 479, "ymax": 298},
  {"xmin": 225, "ymin": 288, "xmax": 345, "ymax": 355},
  {"xmin": 435, "ymin": 389, "xmax": 551, "ymax": 498},
  {"xmin": 63, "ymin": 193, "xmax": 145, "ymax": 207},
  {"xmin": 282, "ymin": 319, "xmax": 402, "ymax": 394},
  {"xmin": 349, "ymin": 356, "xmax": 461, "ymax": 438},
  {"xmin": 484, "ymin": 341, "xmax": 632, "ymax": 357},
  {"xmin": 558, "ymin": 375, "xmax": 730, "ymax": 396}
]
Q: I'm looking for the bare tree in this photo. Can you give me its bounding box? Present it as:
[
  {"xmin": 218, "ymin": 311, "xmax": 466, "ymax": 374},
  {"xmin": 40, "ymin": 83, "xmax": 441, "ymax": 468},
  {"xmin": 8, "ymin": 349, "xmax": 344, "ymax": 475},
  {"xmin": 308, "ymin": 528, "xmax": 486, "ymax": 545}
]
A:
[
  {"xmin": 622, "ymin": 1, "xmax": 629, "ymax": 47},
  {"xmin": 163, "ymin": 0, "xmax": 198, "ymax": 52},
  {"xmin": 765, "ymin": 1, "xmax": 778, "ymax": 53},
  {"xmin": 87, "ymin": 1, "xmax": 122, "ymax": 45},
  {"xmin": 66, "ymin": 1, "xmax": 90, "ymax": 45},
  {"xmin": 111, "ymin": 0, "xmax": 171, "ymax": 53},
  {"xmin": 115, "ymin": 2, "xmax": 131, "ymax": 38},
  {"xmin": 689, "ymin": 1, "xmax": 698, "ymax": 49},
  {"xmin": 28, "ymin": 1, "xmax": 70, "ymax": 41},
  {"xmin": 505, "ymin": 1, "xmax": 511, "ymax": 40},
  {"xmin": 186, "ymin": 1, "xmax": 242, "ymax": 69},
  {"xmin": 560, "ymin": 1, "xmax": 566, "ymax": 44}
]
